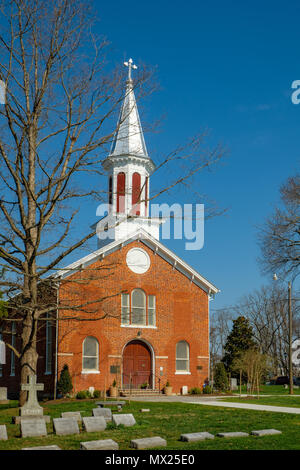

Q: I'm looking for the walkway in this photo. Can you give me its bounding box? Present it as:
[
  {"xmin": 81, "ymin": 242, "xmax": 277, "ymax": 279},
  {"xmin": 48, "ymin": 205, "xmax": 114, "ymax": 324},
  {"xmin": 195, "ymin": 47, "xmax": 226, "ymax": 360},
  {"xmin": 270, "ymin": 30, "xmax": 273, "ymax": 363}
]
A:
[{"xmin": 129, "ymin": 395, "xmax": 300, "ymax": 414}]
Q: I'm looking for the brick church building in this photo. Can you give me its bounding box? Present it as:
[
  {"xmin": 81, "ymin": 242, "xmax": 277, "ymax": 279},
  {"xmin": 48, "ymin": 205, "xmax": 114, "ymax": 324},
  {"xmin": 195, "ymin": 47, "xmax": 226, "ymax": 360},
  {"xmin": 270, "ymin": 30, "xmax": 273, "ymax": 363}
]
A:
[{"xmin": 0, "ymin": 59, "xmax": 219, "ymax": 398}]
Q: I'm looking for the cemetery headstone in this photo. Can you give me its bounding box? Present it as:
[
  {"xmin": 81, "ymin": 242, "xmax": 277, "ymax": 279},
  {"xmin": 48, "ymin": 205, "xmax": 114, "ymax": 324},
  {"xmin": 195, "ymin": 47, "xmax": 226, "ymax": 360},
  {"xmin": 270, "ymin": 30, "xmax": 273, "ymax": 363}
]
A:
[
  {"xmin": 180, "ymin": 432, "xmax": 215, "ymax": 442},
  {"xmin": 112, "ymin": 413, "xmax": 136, "ymax": 427},
  {"xmin": 0, "ymin": 387, "xmax": 9, "ymax": 404},
  {"xmin": 93, "ymin": 407, "xmax": 112, "ymax": 421},
  {"xmin": 130, "ymin": 437, "xmax": 167, "ymax": 449},
  {"xmin": 251, "ymin": 429, "xmax": 282, "ymax": 437},
  {"xmin": 82, "ymin": 416, "xmax": 106, "ymax": 432},
  {"xmin": 217, "ymin": 432, "xmax": 249, "ymax": 438},
  {"xmin": 0, "ymin": 425, "xmax": 8, "ymax": 440},
  {"xmin": 22, "ymin": 445, "xmax": 61, "ymax": 450},
  {"xmin": 140, "ymin": 409, "xmax": 150, "ymax": 413},
  {"xmin": 53, "ymin": 417, "xmax": 79, "ymax": 436},
  {"xmin": 19, "ymin": 375, "xmax": 44, "ymax": 417},
  {"xmin": 61, "ymin": 411, "xmax": 82, "ymax": 422},
  {"xmin": 80, "ymin": 439, "xmax": 119, "ymax": 450},
  {"xmin": 20, "ymin": 418, "xmax": 47, "ymax": 438}
]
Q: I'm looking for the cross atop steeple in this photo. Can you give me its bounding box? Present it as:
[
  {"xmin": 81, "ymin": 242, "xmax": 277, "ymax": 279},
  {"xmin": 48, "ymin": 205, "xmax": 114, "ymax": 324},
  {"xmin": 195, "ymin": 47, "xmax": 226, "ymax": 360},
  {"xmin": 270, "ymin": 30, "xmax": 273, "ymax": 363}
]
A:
[{"xmin": 124, "ymin": 58, "xmax": 137, "ymax": 81}]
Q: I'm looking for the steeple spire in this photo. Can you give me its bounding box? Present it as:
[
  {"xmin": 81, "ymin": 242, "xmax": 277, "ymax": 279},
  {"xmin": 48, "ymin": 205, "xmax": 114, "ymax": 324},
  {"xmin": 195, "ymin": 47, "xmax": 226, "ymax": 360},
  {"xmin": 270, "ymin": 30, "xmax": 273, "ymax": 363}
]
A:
[
  {"xmin": 108, "ymin": 58, "xmax": 150, "ymax": 161},
  {"xmin": 97, "ymin": 58, "xmax": 162, "ymax": 248}
]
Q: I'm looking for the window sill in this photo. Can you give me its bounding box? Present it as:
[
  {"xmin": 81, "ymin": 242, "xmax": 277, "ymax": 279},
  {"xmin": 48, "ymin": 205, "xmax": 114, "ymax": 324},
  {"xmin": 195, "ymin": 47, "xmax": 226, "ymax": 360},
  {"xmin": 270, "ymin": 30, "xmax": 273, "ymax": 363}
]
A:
[
  {"xmin": 175, "ymin": 371, "xmax": 191, "ymax": 375},
  {"xmin": 44, "ymin": 371, "xmax": 52, "ymax": 376},
  {"xmin": 81, "ymin": 370, "xmax": 100, "ymax": 374},
  {"xmin": 121, "ymin": 324, "xmax": 157, "ymax": 329}
]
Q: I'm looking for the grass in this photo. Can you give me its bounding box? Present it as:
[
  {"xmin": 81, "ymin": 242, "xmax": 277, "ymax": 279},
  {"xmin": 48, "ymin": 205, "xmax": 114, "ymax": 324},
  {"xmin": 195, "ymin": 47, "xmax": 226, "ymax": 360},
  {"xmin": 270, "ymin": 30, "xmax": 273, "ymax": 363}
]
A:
[
  {"xmin": 220, "ymin": 395, "xmax": 300, "ymax": 408},
  {"xmin": 1, "ymin": 397, "xmax": 300, "ymax": 450},
  {"xmin": 232, "ymin": 384, "xmax": 300, "ymax": 395}
]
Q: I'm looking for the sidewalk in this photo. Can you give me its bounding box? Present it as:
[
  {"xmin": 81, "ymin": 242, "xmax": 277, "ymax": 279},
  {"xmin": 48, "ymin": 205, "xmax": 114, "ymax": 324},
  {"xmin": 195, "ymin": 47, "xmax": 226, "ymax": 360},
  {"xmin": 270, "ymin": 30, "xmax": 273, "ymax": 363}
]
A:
[{"xmin": 129, "ymin": 395, "xmax": 300, "ymax": 414}]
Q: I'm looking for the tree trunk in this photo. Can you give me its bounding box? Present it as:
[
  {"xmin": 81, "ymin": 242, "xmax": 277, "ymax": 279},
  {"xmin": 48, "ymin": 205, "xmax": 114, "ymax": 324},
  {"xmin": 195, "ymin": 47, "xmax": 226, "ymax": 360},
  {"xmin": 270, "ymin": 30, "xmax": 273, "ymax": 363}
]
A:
[{"xmin": 19, "ymin": 314, "xmax": 38, "ymax": 406}]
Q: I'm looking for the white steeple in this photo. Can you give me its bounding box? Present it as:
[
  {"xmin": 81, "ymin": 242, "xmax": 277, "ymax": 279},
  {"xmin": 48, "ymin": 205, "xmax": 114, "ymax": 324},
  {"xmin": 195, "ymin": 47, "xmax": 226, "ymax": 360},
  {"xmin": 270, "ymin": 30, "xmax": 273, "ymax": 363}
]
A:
[{"xmin": 96, "ymin": 58, "xmax": 163, "ymax": 247}]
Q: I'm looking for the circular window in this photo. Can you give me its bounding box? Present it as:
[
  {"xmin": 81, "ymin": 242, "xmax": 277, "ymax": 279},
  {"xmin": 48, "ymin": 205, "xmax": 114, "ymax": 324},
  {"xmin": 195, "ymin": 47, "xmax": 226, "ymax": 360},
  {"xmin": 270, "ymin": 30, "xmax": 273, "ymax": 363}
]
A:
[{"xmin": 126, "ymin": 248, "xmax": 151, "ymax": 274}]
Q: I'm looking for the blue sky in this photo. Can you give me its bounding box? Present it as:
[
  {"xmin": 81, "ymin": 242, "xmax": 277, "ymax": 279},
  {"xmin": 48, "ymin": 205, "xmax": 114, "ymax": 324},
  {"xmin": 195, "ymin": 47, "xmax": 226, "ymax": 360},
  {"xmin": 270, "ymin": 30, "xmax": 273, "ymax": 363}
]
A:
[
  {"xmin": 1, "ymin": 1, "xmax": 299, "ymax": 311},
  {"xmin": 86, "ymin": 0, "xmax": 299, "ymax": 311}
]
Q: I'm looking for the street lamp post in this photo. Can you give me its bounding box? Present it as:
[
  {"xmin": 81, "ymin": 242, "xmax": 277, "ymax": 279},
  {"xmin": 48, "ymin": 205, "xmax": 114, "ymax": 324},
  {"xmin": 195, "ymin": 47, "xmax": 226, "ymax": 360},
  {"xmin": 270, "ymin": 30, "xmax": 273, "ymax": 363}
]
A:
[{"xmin": 273, "ymin": 274, "xmax": 293, "ymax": 395}]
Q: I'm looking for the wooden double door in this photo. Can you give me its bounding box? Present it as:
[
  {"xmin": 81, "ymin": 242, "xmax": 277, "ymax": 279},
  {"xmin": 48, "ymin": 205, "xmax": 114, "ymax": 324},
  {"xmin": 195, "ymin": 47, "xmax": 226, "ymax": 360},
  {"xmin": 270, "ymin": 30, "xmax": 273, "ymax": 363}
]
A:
[{"xmin": 123, "ymin": 340, "xmax": 152, "ymax": 389}]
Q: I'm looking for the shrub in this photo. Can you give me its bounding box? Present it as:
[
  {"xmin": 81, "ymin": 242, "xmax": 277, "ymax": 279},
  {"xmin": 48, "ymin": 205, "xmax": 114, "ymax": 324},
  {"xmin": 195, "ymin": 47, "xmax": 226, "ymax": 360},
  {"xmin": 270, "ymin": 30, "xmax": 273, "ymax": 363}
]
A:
[
  {"xmin": 188, "ymin": 387, "xmax": 202, "ymax": 395},
  {"xmin": 93, "ymin": 389, "xmax": 101, "ymax": 398},
  {"xmin": 203, "ymin": 385, "xmax": 212, "ymax": 394},
  {"xmin": 214, "ymin": 362, "xmax": 229, "ymax": 392},
  {"xmin": 57, "ymin": 364, "xmax": 73, "ymax": 397},
  {"xmin": 76, "ymin": 390, "xmax": 88, "ymax": 399}
]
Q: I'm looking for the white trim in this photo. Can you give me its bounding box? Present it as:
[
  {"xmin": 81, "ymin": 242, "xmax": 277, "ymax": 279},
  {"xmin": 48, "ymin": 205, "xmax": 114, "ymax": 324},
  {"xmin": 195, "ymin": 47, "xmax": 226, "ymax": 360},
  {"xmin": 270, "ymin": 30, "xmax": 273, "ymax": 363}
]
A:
[
  {"xmin": 81, "ymin": 370, "xmax": 100, "ymax": 374},
  {"xmin": 156, "ymin": 356, "xmax": 168, "ymax": 359},
  {"xmin": 121, "ymin": 324, "xmax": 157, "ymax": 329},
  {"xmin": 175, "ymin": 372, "xmax": 191, "ymax": 375},
  {"xmin": 197, "ymin": 356, "xmax": 209, "ymax": 359}
]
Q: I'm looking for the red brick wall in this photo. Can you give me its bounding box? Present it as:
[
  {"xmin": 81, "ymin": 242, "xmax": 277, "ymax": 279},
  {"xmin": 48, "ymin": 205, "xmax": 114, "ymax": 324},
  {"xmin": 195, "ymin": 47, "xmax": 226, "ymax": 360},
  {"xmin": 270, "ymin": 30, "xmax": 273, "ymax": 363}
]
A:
[{"xmin": 57, "ymin": 240, "xmax": 210, "ymax": 395}]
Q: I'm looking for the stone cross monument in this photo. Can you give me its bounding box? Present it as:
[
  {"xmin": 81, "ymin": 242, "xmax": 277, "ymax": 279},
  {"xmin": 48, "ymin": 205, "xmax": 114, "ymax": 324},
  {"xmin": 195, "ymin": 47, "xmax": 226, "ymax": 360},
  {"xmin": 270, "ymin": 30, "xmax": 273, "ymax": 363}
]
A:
[{"xmin": 20, "ymin": 375, "xmax": 44, "ymax": 417}]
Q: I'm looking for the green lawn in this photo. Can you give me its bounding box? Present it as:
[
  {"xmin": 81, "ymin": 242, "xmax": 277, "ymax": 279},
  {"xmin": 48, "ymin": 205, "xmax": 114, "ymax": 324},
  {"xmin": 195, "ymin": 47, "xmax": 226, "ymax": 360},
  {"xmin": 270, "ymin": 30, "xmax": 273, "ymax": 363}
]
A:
[
  {"xmin": 1, "ymin": 398, "xmax": 300, "ymax": 450},
  {"xmin": 220, "ymin": 395, "xmax": 300, "ymax": 408},
  {"xmin": 232, "ymin": 384, "xmax": 300, "ymax": 395}
]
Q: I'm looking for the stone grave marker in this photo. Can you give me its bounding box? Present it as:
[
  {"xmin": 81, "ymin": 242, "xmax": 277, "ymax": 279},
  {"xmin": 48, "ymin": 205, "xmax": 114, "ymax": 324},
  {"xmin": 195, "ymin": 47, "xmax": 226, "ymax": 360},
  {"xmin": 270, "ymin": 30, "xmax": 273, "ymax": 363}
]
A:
[
  {"xmin": 19, "ymin": 375, "xmax": 44, "ymax": 417},
  {"xmin": 130, "ymin": 437, "xmax": 167, "ymax": 449},
  {"xmin": 22, "ymin": 445, "xmax": 61, "ymax": 450},
  {"xmin": 20, "ymin": 418, "xmax": 47, "ymax": 438},
  {"xmin": 140, "ymin": 409, "xmax": 150, "ymax": 413},
  {"xmin": 0, "ymin": 425, "xmax": 8, "ymax": 440},
  {"xmin": 180, "ymin": 432, "xmax": 215, "ymax": 442},
  {"xmin": 82, "ymin": 416, "xmax": 106, "ymax": 432},
  {"xmin": 53, "ymin": 417, "xmax": 79, "ymax": 436},
  {"xmin": 217, "ymin": 432, "xmax": 249, "ymax": 438},
  {"xmin": 80, "ymin": 439, "xmax": 119, "ymax": 450},
  {"xmin": 251, "ymin": 429, "xmax": 282, "ymax": 437},
  {"xmin": 61, "ymin": 411, "xmax": 82, "ymax": 422},
  {"xmin": 92, "ymin": 407, "xmax": 112, "ymax": 421},
  {"xmin": 112, "ymin": 413, "xmax": 136, "ymax": 427},
  {"xmin": 0, "ymin": 387, "xmax": 9, "ymax": 404}
]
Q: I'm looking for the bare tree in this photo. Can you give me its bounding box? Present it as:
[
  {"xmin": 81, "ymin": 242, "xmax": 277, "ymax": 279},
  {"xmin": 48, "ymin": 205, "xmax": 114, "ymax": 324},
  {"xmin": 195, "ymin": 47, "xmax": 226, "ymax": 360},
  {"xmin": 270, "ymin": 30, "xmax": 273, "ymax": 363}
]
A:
[
  {"xmin": 258, "ymin": 174, "xmax": 300, "ymax": 278},
  {"xmin": 234, "ymin": 284, "xmax": 300, "ymax": 377},
  {"xmin": 0, "ymin": 0, "xmax": 224, "ymax": 403}
]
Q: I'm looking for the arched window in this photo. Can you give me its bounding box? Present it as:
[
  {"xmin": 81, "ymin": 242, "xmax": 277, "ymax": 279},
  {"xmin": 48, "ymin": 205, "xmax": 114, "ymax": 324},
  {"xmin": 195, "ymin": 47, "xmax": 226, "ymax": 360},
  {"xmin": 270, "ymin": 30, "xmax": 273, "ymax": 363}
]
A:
[
  {"xmin": 176, "ymin": 341, "xmax": 190, "ymax": 372},
  {"xmin": 132, "ymin": 172, "xmax": 141, "ymax": 215},
  {"xmin": 131, "ymin": 289, "xmax": 146, "ymax": 325},
  {"xmin": 117, "ymin": 172, "xmax": 126, "ymax": 213},
  {"xmin": 82, "ymin": 336, "xmax": 99, "ymax": 371}
]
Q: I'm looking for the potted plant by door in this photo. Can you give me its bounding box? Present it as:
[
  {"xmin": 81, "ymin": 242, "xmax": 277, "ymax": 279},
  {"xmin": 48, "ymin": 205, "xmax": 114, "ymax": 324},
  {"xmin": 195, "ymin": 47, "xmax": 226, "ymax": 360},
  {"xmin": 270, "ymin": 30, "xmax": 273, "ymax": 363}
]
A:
[
  {"xmin": 164, "ymin": 380, "xmax": 173, "ymax": 396},
  {"xmin": 109, "ymin": 379, "xmax": 118, "ymax": 397}
]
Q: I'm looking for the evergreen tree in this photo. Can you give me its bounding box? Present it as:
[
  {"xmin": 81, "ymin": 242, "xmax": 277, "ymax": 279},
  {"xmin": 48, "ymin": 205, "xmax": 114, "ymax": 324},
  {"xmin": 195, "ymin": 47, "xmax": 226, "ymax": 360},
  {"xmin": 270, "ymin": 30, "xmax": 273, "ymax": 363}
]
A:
[
  {"xmin": 57, "ymin": 364, "xmax": 73, "ymax": 397},
  {"xmin": 214, "ymin": 362, "xmax": 229, "ymax": 391},
  {"xmin": 222, "ymin": 316, "xmax": 256, "ymax": 376}
]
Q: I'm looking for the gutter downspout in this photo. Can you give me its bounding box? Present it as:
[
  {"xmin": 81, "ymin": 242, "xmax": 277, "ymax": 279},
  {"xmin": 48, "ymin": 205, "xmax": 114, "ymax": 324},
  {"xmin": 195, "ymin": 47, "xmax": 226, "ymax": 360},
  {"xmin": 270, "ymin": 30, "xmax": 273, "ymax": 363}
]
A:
[{"xmin": 54, "ymin": 282, "xmax": 59, "ymax": 400}]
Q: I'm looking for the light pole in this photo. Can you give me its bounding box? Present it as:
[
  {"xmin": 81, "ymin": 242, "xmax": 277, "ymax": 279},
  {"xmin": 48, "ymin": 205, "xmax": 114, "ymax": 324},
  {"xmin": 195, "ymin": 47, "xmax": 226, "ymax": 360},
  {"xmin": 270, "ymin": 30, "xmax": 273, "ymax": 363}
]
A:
[{"xmin": 273, "ymin": 274, "xmax": 293, "ymax": 395}]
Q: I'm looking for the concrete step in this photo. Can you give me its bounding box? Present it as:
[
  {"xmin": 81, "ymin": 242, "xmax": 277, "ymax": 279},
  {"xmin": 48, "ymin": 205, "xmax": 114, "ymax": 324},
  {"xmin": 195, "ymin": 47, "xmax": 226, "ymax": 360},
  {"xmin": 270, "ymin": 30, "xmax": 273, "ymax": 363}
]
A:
[{"xmin": 119, "ymin": 389, "xmax": 162, "ymax": 397}]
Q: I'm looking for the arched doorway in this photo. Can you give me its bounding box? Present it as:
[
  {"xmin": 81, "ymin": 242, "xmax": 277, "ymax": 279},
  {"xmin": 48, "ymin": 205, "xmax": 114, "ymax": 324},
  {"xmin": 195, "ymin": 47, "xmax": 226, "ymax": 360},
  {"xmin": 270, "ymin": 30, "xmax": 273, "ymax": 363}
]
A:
[{"xmin": 122, "ymin": 340, "xmax": 152, "ymax": 389}]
